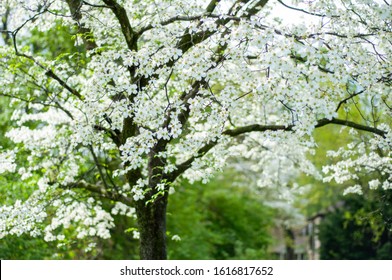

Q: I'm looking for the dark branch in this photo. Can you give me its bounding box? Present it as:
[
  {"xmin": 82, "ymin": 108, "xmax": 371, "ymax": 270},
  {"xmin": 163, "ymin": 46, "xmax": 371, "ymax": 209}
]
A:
[
  {"xmin": 7, "ymin": 6, "xmax": 83, "ymax": 101},
  {"xmin": 12, "ymin": 41, "xmax": 83, "ymax": 100},
  {"xmin": 93, "ymin": 124, "xmax": 121, "ymax": 147},
  {"xmin": 206, "ymin": 0, "xmax": 221, "ymax": 14},
  {"xmin": 64, "ymin": 180, "xmax": 133, "ymax": 206},
  {"xmin": 66, "ymin": 0, "xmax": 98, "ymax": 50},
  {"xmin": 315, "ymin": 118, "xmax": 386, "ymax": 138},
  {"xmin": 335, "ymin": 90, "xmax": 365, "ymax": 112},
  {"xmin": 102, "ymin": 0, "xmax": 138, "ymax": 51},
  {"xmin": 89, "ymin": 145, "xmax": 109, "ymax": 190},
  {"xmin": 224, "ymin": 118, "xmax": 386, "ymax": 138},
  {"xmin": 277, "ymin": 0, "xmax": 339, "ymax": 18},
  {"xmin": 165, "ymin": 140, "xmax": 217, "ymax": 182},
  {"xmin": 45, "ymin": 68, "xmax": 83, "ymax": 99},
  {"xmin": 1, "ymin": 6, "xmax": 11, "ymax": 44},
  {"xmin": 0, "ymin": 92, "xmax": 74, "ymax": 120},
  {"xmin": 167, "ymin": 117, "xmax": 387, "ymax": 182},
  {"xmin": 223, "ymin": 124, "xmax": 292, "ymax": 136},
  {"xmin": 82, "ymin": 1, "xmax": 110, "ymax": 8}
]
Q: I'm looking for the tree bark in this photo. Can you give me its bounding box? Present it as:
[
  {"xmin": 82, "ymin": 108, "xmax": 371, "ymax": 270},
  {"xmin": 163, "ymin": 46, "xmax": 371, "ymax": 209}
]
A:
[
  {"xmin": 284, "ymin": 228, "xmax": 296, "ymax": 260},
  {"xmin": 135, "ymin": 194, "xmax": 169, "ymax": 260}
]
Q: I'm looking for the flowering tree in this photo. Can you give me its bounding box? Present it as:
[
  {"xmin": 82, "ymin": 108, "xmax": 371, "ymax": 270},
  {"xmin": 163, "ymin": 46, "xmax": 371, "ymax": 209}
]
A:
[{"xmin": 0, "ymin": 0, "xmax": 390, "ymax": 259}]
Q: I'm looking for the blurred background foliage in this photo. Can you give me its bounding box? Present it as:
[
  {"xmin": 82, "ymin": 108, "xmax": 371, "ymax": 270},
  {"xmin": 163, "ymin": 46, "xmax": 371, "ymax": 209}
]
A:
[
  {"xmin": 318, "ymin": 189, "xmax": 392, "ymax": 260},
  {"xmin": 167, "ymin": 175, "xmax": 274, "ymax": 260}
]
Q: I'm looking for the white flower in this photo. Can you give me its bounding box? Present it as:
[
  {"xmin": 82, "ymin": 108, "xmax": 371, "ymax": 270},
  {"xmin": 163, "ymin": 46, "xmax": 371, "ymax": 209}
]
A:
[
  {"xmin": 368, "ymin": 179, "xmax": 380, "ymax": 190},
  {"xmin": 133, "ymin": 231, "xmax": 140, "ymax": 240},
  {"xmin": 0, "ymin": 150, "xmax": 16, "ymax": 174},
  {"xmin": 171, "ymin": 235, "xmax": 181, "ymax": 242},
  {"xmin": 343, "ymin": 185, "xmax": 363, "ymax": 196}
]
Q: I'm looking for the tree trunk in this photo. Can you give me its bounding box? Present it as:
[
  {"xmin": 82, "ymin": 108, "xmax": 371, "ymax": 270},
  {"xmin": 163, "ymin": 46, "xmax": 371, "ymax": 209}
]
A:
[
  {"xmin": 135, "ymin": 194, "xmax": 168, "ymax": 260},
  {"xmin": 284, "ymin": 228, "xmax": 296, "ymax": 260}
]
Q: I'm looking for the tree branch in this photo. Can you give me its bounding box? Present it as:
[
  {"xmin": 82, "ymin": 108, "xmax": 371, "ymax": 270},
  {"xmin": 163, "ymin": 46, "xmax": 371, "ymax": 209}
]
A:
[
  {"xmin": 174, "ymin": 0, "xmax": 269, "ymax": 56},
  {"xmin": 223, "ymin": 124, "xmax": 292, "ymax": 136},
  {"xmin": 315, "ymin": 118, "xmax": 386, "ymax": 138},
  {"xmin": 245, "ymin": 0, "xmax": 269, "ymax": 18},
  {"xmin": 10, "ymin": 30, "xmax": 83, "ymax": 100},
  {"xmin": 44, "ymin": 68, "xmax": 83, "ymax": 99},
  {"xmin": 165, "ymin": 140, "xmax": 217, "ymax": 182},
  {"xmin": 167, "ymin": 117, "xmax": 387, "ymax": 182},
  {"xmin": 64, "ymin": 180, "xmax": 133, "ymax": 206},
  {"xmin": 1, "ymin": 6, "xmax": 11, "ymax": 44},
  {"xmin": 224, "ymin": 118, "xmax": 386, "ymax": 138},
  {"xmin": 102, "ymin": 0, "xmax": 138, "ymax": 51},
  {"xmin": 66, "ymin": 0, "xmax": 97, "ymax": 50},
  {"xmin": 277, "ymin": 0, "xmax": 339, "ymax": 18},
  {"xmin": 335, "ymin": 90, "xmax": 365, "ymax": 112},
  {"xmin": 89, "ymin": 145, "xmax": 109, "ymax": 190},
  {"xmin": 93, "ymin": 124, "xmax": 121, "ymax": 147},
  {"xmin": 206, "ymin": 0, "xmax": 221, "ymax": 14},
  {"xmin": 0, "ymin": 92, "xmax": 74, "ymax": 120}
]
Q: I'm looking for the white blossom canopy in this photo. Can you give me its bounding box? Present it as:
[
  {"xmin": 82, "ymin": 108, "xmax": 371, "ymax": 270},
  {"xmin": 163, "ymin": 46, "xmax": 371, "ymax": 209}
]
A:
[{"xmin": 0, "ymin": 0, "xmax": 390, "ymax": 243}]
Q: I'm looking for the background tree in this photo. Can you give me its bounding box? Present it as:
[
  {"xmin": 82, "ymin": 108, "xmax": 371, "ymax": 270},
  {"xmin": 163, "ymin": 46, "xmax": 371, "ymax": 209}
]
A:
[
  {"xmin": 318, "ymin": 189, "xmax": 392, "ymax": 260},
  {"xmin": 167, "ymin": 172, "xmax": 274, "ymax": 259},
  {"xmin": 0, "ymin": 0, "xmax": 390, "ymax": 259},
  {"xmin": 301, "ymin": 123, "xmax": 392, "ymax": 260}
]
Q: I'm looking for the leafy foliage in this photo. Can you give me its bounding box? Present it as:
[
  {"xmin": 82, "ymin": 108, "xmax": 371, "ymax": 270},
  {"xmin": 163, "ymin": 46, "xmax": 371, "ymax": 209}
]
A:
[
  {"xmin": 319, "ymin": 190, "xmax": 392, "ymax": 260},
  {"xmin": 167, "ymin": 174, "xmax": 274, "ymax": 259}
]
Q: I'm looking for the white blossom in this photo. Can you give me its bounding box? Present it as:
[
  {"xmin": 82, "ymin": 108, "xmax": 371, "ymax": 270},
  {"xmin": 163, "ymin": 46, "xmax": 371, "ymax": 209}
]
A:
[{"xmin": 0, "ymin": 0, "xmax": 390, "ymax": 248}]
